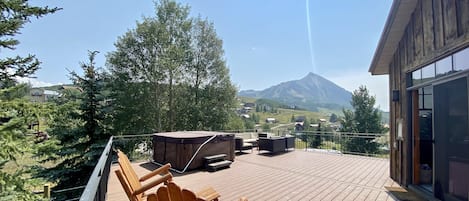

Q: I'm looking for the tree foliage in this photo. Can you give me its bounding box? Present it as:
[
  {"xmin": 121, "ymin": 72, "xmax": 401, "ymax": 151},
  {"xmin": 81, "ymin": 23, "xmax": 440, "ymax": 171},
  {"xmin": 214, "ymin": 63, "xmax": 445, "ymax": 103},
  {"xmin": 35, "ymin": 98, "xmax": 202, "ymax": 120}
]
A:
[
  {"xmin": 107, "ymin": 0, "xmax": 236, "ymax": 134},
  {"xmin": 0, "ymin": 0, "xmax": 59, "ymax": 89},
  {"xmin": 340, "ymin": 86, "xmax": 384, "ymax": 154},
  {"xmin": 40, "ymin": 52, "xmax": 111, "ymax": 199},
  {"xmin": 0, "ymin": 1, "xmax": 58, "ymax": 199},
  {"xmin": 329, "ymin": 113, "xmax": 337, "ymax": 123}
]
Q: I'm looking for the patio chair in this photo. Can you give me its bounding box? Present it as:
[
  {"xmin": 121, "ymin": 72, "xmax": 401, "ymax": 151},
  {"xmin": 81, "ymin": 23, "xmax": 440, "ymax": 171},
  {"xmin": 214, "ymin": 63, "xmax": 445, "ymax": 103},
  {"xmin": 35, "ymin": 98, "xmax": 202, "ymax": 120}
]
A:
[
  {"xmin": 258, "ymin": 137, "xmax": 286, "ymax": 154},
  {"xmin": 115, "ymin": 149, "xmax": 173, "ymax": 201},
  {"xmin": 235, "ymin": 137, "xmax": 253, "ymax": 153},
  {"xmin": 147, "ymin": 180, "xmax": 220, "ymax": 201},
  {"xmin": 148, "ymin": 181, "xmax": 249, "ymax": 201}
]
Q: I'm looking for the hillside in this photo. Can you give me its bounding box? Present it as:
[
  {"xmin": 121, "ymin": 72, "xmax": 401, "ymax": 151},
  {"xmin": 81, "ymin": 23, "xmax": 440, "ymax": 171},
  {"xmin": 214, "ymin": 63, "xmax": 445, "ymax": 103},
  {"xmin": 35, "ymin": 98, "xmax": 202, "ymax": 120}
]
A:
[{"xmin": 239, "ymin": 72, "xmax": 352, "ymax": 111}]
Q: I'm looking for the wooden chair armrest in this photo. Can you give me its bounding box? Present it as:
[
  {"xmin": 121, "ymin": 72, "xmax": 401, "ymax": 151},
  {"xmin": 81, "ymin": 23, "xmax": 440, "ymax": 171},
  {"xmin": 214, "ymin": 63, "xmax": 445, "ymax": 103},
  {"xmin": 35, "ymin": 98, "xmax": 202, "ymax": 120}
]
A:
[
  {"xmin": 196, "ymin": 187, "xmax": 220, "ymax": 201},
  {"xmin": 139, "ymin": 163, "xmax": 171, "ymax": 182},
  {"xmin": 132, "ymin": 173, "xmax": 173, "ymax": 196}
]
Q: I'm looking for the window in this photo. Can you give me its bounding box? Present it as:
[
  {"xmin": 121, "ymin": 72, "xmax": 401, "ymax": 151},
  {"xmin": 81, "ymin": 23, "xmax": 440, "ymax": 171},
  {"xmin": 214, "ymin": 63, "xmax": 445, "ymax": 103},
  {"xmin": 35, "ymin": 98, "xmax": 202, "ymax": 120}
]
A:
[
  {"xmin": 436, "ymin": 57, "xmax": 452, "ymax": 77},
  {"xmin": 421, "ymin": 63, "xmax": 435, "ymax": 82},
  {"xmin": 412, "ymin": 69, "xmax": 422, "ymax": 85},
  {"xmin": 408, "ymin": 46, "xmax": 469, "ymax": 87},
  {"xmin": 454, "ymin": 47, "xmax": 469, "ymax": 71}
]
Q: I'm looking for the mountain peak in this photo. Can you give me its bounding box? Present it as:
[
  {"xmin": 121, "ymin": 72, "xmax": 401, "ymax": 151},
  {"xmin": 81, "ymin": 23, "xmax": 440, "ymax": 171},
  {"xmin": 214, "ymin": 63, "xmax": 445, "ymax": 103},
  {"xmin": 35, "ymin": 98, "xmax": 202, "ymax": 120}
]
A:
[
  {"xmin": 303, "ymin": 72, "xmax": 317, "ymax": 78},
  {"xmin": 238, "ymin": 73, "xmax": 352, "ymax": 111}
]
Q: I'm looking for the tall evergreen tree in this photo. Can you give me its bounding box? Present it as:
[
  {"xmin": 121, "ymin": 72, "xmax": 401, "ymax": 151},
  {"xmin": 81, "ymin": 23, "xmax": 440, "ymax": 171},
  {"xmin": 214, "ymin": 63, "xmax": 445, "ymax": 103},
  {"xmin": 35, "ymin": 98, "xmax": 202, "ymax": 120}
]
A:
[
  {"xmin": 0, "ymin": 1, "xmax": 59, "ymax": 89},
  {"xmin": 0, "ymin": 1, "xmax": 58, "ymax": 199},
  {"xmin": 340, "ymin": 85, "xmax": 384, "ymax": 154},
  {"xmin": 42, "ymin": 51, "xmax": 110, "ymax": 199}
]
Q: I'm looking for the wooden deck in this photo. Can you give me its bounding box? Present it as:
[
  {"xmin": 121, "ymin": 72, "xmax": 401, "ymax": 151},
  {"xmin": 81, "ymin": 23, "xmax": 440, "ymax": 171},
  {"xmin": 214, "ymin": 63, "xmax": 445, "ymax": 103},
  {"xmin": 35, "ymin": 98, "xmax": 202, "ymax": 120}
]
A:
[{"xmin": 107, "ymin": 150, "xmax": 399, "ymax": 201}]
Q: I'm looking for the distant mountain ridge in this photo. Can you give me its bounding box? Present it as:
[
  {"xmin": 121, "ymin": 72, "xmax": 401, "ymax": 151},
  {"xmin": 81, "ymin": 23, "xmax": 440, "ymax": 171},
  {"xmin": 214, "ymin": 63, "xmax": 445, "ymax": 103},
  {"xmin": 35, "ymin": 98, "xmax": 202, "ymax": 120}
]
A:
[{"xmin": 239, "ymin": 72, "xmax": 352, "ymax": 111}]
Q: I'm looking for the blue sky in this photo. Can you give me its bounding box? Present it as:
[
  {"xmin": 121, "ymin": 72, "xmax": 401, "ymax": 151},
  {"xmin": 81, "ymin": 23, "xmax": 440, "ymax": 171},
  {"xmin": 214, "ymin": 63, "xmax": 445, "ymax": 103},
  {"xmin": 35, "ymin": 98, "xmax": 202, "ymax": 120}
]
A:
[{"xmin": 6, "ymin": 0, "xmax": 392, "ymax": 110}]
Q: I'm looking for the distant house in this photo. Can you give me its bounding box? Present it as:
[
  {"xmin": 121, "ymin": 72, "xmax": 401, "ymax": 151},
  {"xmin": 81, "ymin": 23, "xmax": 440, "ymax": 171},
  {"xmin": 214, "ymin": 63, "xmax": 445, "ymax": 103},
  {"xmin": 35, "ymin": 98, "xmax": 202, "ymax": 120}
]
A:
[
  {"xmin": 295, "ymin": 116, "xmax": 306, "ymax": 123},
  {"xmin": 30, "ymin": 88, "xmax": 59, "ymax": 102},
  {"xmin": 265, "ymin": 118, "xmax": 276, "ymax": 123},
  {"xmin": 310, "ymin": 123, "xmax": 319, "ymax": 128},
  {"xmin": 244, "ymin": 102, "xmax": 255, "ymax": 108},
  {"xmin": 294, "ymin": 122, "xmax": 304, "ymax": 131},
  {"xmin": 369, "ymin": 0, "xmax": 469, "ymax": 200},
  {"xmin": 319, "ymin": 118, "xmax": 327, "ymax": 123}
]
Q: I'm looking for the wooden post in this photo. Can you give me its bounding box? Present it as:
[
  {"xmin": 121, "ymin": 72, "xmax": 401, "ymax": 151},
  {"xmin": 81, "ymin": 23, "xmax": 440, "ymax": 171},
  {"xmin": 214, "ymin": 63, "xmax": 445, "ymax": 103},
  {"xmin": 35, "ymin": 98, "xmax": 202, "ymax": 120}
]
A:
[{"xmin": 43, "ymin": 184, "xmax": 50, "ymax": 199}]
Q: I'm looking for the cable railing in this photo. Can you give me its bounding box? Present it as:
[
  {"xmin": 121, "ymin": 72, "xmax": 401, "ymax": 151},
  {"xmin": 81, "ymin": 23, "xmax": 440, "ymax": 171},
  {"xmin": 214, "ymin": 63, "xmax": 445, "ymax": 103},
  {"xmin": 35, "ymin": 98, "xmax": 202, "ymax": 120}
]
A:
[
  {"xmin": 66, "ymin": 130, "xmax": 389, "ymax": 200},
  {"xmin": 76, "ymin": 133, "xmax": 220, "ymax": 200},
  {"xmin": 291, "ymin": 131, "xmax": 389, "ymax": 158},
  {"xmin": 79, "ymin": 137, "xmax": 113, "ymax": 201}
]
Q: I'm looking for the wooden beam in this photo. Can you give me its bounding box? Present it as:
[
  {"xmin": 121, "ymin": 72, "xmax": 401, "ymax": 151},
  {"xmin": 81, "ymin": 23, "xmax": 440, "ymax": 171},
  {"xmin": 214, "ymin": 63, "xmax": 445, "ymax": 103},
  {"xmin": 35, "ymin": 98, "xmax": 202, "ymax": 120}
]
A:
[
  {"xmin": 422, "ymin": 0, "xmax": 435, "ymax": 56},
  {"xmin": 412, "ymin": 90, "xmax": 420, "ymax": 184},
  {"xmin": 443, "ymin": 0, "xmax": 458, "ymax": 43}
]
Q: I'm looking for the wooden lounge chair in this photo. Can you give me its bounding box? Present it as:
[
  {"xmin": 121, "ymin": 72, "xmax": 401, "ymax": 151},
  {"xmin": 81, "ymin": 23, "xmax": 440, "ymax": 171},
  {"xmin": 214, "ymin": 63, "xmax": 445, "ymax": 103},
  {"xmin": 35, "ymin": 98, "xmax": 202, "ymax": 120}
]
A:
[
  {"xmin": 147, "ymin": 181, "xmax": 220, "ymax": 201},
  {"xmin": 115, "ymin": 149, "xmax": 173, "ymax": 201},
  {"xmin": 147, "ymin": 181, "xmax": 248, "ymax": 201}
]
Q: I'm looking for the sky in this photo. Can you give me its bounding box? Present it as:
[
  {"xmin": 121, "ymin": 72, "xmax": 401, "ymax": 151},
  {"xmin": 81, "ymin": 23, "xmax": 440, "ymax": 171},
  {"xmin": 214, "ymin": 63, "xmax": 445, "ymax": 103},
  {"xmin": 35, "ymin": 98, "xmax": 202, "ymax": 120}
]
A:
[{"xmin": 6, "ymin": 0, "xmax": 393, "ymax": 111}]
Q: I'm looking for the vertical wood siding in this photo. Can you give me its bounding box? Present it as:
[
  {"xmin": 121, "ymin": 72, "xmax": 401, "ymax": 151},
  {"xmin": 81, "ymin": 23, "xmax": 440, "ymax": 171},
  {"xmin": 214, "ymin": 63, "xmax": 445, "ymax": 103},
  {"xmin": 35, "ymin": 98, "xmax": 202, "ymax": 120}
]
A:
[{"xmin": 388, "ymin": 0, "xmax": 469, "ymax": 186}]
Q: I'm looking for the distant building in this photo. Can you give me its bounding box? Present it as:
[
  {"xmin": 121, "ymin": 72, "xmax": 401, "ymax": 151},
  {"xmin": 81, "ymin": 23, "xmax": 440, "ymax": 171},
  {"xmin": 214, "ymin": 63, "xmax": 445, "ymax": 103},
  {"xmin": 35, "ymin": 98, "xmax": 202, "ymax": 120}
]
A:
[
  {"xmin": 295, "ymin": 116, "xmax": 306, "ymax": 123},
  {"xmin": 244, "ymin": 102, "xmax": 255, "ymax": 108},
  {"xmin": 294, "ymin": 122, "xmax": 304, "ymax": 131},
  {"xmin": 30, "ymin": 88, "xmax": 59, "ymax": 102},
  {"xmin": 265, "ymin": 118, "xmax": 276, "ymax": 123}
]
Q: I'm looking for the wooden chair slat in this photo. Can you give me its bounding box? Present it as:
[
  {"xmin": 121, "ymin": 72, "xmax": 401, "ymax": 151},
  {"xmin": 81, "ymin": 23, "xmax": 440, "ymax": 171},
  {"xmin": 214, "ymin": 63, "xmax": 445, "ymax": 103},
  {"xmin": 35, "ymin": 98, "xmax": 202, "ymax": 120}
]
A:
[
  {"xmin": 157, "ymin": 186, "xmax": 171, "ymax": 201},
  {"xmin": 115, "ymin": 149, "xmax": 172, "ymax": 201},
  {"xmin": 167, "ymin": 182, "xmax": 183, "ymax": 201}
]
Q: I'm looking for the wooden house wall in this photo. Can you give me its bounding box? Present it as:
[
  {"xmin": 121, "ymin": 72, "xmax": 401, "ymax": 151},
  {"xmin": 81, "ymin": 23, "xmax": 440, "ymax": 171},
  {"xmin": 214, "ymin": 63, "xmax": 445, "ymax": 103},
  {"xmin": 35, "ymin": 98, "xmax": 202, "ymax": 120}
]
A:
[{"xmin": 388, "ymin": 0, "xmax": 469, "ymax": 186}]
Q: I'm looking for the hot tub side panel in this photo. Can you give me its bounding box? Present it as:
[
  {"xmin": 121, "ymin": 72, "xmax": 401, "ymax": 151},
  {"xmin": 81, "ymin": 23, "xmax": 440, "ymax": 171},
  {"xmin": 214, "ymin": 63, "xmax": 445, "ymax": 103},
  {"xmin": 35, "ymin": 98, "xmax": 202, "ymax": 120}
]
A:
[
  {"xmin": 186, "ymin": 136, "xmax": 235, "ymax": 170},
  {"xmin": 152, "ymin": 134, "xmax": 234, "ymax": 171}
]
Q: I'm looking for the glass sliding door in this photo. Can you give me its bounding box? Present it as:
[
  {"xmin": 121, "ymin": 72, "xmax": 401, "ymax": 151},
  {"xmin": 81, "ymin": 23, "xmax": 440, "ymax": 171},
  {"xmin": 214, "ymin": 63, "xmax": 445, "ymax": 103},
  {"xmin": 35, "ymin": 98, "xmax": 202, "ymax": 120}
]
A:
[{"xmin": 433, "ymin": 76, "xmax": 469, "ymax": 201}]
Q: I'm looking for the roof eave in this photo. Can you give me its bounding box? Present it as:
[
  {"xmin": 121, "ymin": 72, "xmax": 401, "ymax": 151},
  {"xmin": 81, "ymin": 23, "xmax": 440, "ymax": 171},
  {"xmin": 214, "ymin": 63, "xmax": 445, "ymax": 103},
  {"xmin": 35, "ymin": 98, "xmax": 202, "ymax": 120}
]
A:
[{"xmin": 369, "ymin": 0, "xmax": 418, "ymax": 75}]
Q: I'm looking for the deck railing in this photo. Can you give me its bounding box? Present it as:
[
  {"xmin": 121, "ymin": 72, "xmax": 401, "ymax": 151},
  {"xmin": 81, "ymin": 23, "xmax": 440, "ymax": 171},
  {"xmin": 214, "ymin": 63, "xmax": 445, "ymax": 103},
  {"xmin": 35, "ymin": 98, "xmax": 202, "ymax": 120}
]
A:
[
  {"xmin": 78, "ymin": 134, "xmax": 155, "ymax": 201},
  {"xmin": 75, "ymin": 130, "xmax": 388, "ymax": 200},
  {"xmin": 290, "ymin": 131, "xmax": 388, "ymax": 157},
  {"xmin": 79, "ymin": 137, "xmax": 114, "ymax": 201}
]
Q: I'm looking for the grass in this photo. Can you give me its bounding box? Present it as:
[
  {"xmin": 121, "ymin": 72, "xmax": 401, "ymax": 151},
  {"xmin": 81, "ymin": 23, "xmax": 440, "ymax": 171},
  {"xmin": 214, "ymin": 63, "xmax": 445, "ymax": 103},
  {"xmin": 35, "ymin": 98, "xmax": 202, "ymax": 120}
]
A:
[{"xmin": 253, "ymin": 108, "xmax": 326, "ymax": 124}]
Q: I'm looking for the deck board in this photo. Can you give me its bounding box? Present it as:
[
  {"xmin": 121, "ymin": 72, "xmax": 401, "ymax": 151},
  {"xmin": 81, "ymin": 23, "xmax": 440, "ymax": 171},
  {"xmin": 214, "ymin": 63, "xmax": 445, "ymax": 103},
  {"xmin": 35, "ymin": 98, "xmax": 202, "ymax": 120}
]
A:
[{"xmin": 107, "ymin": 150, "xmax": 397, "ymax": 201}]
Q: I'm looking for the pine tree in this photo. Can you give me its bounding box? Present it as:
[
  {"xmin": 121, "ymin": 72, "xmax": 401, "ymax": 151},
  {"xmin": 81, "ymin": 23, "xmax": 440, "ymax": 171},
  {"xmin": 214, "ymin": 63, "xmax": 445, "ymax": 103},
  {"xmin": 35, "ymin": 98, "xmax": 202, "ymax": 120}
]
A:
[
  {"xmin": 329, "ymin": 113, "xmax": 338, "ymax": 123},
  {"xmin": 340, "ymin": 86, "xmax": 384, "ymax": 154},
  {"xmin": 0, "ymin": 1, "xmax": 58, "ymax": 199},
  {"xmin": 42, "ymin": 51, "xmax": 110, "ymax": 199}
]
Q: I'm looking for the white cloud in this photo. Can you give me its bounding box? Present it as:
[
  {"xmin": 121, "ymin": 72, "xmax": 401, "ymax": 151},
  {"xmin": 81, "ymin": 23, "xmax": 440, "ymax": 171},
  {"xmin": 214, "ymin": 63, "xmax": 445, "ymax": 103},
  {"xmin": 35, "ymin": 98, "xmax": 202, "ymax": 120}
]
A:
[
  {"xmin": 16, "ymin": 77, "xmax": 62, "ymax": 88},
  {"xmin": 328, "ymin": 72, "xmax": 389, "ymax": 111}
]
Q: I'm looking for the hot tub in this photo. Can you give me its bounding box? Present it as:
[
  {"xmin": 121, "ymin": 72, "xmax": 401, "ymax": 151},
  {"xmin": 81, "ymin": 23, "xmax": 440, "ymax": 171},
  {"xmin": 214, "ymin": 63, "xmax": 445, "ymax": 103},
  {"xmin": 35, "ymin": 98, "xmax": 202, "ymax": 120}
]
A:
[{"xmin": 152, "ymin": 131, "xmax": 235, "ymax": 171}]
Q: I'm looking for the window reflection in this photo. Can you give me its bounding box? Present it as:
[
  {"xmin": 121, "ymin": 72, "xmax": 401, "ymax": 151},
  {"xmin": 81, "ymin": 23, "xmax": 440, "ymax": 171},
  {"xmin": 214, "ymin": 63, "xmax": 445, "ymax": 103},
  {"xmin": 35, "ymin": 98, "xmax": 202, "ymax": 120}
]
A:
[
  {"xmin": 422, "ymin": 63, "xmax": 435, "ymax": 82},
  {"xmin": 454, "ymin": 47, "xmax": 469, "ymax": 71},
  {"xmin": 413, "ymin": 69, "xmax": 422, "ymax": 85},
  {"xmin": 408, "ymin": 46, "xmax": 469, "ymax": 87},
  {"xmin": 436, "ymin": 57, "xmax": 452, "ymax": 77}
]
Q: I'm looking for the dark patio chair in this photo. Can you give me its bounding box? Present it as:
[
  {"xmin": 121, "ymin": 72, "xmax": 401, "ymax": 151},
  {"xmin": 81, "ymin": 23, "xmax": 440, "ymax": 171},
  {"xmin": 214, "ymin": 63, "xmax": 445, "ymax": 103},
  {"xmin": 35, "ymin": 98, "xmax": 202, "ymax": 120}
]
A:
[
  {"xmin": 285, "ymin": 136, "xmax": 296, "ymax": 151},
  {"xmin": 235, "ymin": 137, "xmax": 253, "ymax": 153},
  {"xmin": 258, "ymin": 137, "xmax": 286, "ymax": 154}
]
